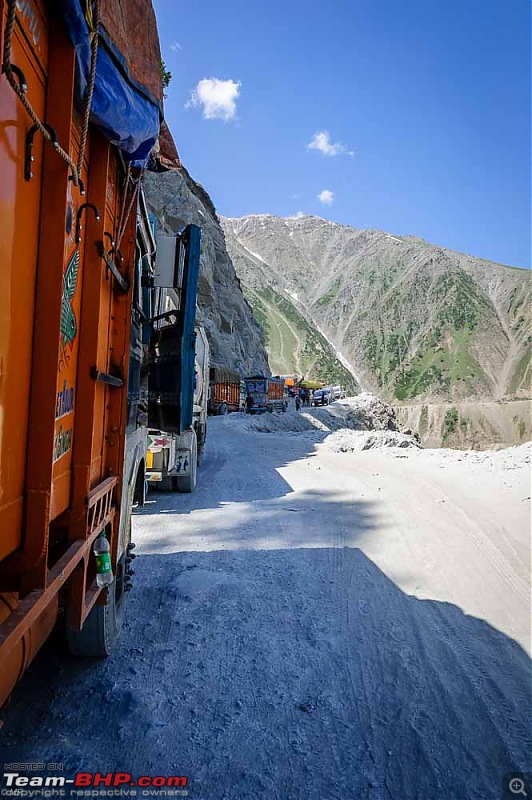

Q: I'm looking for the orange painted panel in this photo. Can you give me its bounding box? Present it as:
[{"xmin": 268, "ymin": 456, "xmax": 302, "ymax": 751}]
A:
[
  {"xmin": 49, "ymin": 130, "xmax": 89, "ymax": 521},
  {"xmin": 89, "ymin": 152, "xmax": 121, "ymax": 487},
  {"xmin": 0, "ymin": 2, "xmax": 48, "ymax": 560}
]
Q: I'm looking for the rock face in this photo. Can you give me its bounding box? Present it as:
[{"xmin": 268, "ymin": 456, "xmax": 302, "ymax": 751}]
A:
[
  {"xmin": 221, "ymin": 214, "xmax": 531, "ymax": 403},
  {"xmin": 142, "ymin": 169, "xmax": 269, "ymax": 376}
]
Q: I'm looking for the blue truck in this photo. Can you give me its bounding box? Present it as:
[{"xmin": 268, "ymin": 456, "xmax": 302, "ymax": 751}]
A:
[
  {"xmin": 245, "ymin": 376, "xmax": 287, "ymax": 414},
  {"xmin": 145, "ymin": 224, "xmax": 208, "ymax": 492}
]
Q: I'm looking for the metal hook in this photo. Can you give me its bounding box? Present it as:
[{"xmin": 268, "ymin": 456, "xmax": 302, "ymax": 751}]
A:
[
  {"xmin": 69, "ymin": 175, "xmax": 86, "ymax": 196},
  {"xmin": 75, "ymin": 202, "xmax": 100, "ymax": 245},
  {"xmin": 102, "ymin": 232, "xmax": 115, "ymax": 280},
  {"xmin": 103, "ymin": 231, "xmax": 115, "ymax": 249},
  {"xmin": 24, "ymin": 123, "xmax": 59, "ymax": 181},
  {"xmin": 4, "ymin": 63, "xmax": 28, "ymax": 93}
]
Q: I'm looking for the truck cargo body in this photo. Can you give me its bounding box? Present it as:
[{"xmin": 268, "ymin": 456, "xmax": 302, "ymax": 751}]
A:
[
  {"xmin": 208, "ymin": 367, "xmax": 243, "ymax": 415},
  {"xmin": 0, "ymin": 0, "xmax": 170, "ymax": 704},
  {"xmin": 212, "ymin": 382, "xmax": 241, "ymax": 413}
]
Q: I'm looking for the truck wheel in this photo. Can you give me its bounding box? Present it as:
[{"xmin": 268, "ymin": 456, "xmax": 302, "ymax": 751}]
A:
[
  {"xmin": 66, "ymin": 523, "xmax": 129, "ymax": 657},
  {"xmin": 175, "ymin": 431, "xmax": 197, "ymax": 493},
  {"xmin": 218, "ymin": 402, "xmax": 228, "ymax": 416}
]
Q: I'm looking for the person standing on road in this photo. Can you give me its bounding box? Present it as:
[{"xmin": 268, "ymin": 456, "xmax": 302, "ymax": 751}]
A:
[
  {"xmin": 245, "ymin": 393, "xmax": 254, "ymax": 414},
  {"xmin": 295, "ymin": 395, "xmax": 301, "ymax": 411}
]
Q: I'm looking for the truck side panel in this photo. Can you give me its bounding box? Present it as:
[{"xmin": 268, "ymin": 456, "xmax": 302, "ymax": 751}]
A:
[
  {"xmin": 0, "ymin": 0, "xmax": 48, "ymax": 562},
  {"xmin": 213, "ymin": 382, "xmax": 240, "ymax": 409},
  {"xmin": 0, "ymin": 1, "xmax": 137, "ymax": 700}
]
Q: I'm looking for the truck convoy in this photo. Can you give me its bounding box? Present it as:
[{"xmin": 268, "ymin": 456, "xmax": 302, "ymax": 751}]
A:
[{"xmin": 0, "ymin": 0, "xmax": 197, "ymax": 705}]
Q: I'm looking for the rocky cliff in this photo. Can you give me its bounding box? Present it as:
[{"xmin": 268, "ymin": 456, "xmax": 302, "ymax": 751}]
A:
[{"xmin": 142, "ymin": 170, "xmax": 269, "ymax": 377}]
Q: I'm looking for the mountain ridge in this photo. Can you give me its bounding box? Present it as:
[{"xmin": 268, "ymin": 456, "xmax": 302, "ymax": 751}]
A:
[{"xmin": 220, "ymin": 213, "xmax": 531, "ymax": 404}]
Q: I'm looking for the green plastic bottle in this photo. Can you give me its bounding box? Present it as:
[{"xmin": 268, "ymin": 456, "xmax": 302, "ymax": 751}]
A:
[{"xmin": 93, "ymin": 533, "xmax": 113, "ymax": 587}]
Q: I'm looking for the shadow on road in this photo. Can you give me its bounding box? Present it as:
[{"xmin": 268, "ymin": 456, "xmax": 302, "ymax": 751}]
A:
[
  {"xmin": 1, "ymin": 544, "xmax": 529, "ymax": 800},
  {"xmin": 137, "ymin": 422, "xmax": 328, "ymax": 515}
]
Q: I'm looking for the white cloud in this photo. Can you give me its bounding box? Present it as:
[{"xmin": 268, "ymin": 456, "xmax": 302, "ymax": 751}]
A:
[
  {"xmin": 294, "ymin": 211, "xmax": 305, "ymax": 217},
  {"xmin": 187, "ymin": 78, "xmax": 241, "ymax": 121},
  {"xmin": 307, "ymin": 130, "xmax": 353, "ymax": 157},
  {"xmin": 170, "ymin": 42, "xmax": 182, "ymax": 52},
  {"xmin": 318, "ymin": 189, "xmax": 334, "ymax": 206}
]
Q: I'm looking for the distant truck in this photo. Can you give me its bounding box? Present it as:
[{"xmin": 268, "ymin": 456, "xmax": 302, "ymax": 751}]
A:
[
  {"xmin": 245, "ymin": 376, "xmax": 287, "ymax": 413},
  {"xmin": 209, "ymin": 367, "xmax": 243, "ymax": 415}
]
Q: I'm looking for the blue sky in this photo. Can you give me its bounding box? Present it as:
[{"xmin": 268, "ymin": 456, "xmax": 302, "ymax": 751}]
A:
[{"xmin": 154, "ymin": 0, "xmax": 531, "ymax": 268}]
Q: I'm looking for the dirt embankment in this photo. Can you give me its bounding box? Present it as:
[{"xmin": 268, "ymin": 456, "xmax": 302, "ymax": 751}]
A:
[
  {"xmin": 227, "ymin": 394, "xmax": 421, "ymax": 449},
  {"xmin": 394, "ymin": 399, "xmax": 531, "ymax": 449}
]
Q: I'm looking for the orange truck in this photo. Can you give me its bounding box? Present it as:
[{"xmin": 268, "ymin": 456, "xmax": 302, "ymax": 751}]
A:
[
  {"xmin": 0, "ymin": 0, "xmax": 178, "ymax": 705},
  {"xmin": 209, "ymin": 366, "xmax": 243, "ymax": 415}
]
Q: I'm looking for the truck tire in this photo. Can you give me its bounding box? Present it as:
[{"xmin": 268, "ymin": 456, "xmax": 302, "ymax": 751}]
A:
[
  {"xmin": 175, "ymin": 430, "xmax": 197, "ymax": 493},
  {"xmin": 158, "ymin": 476, "xmax": 174, "ymax": 492},
  {"xmin": 66, "ymin": 522, "xmax": 129, "ymax": 657},
  {"xmin": 218, "ymin": 402, "xmax": 228, "ymax": 416}
]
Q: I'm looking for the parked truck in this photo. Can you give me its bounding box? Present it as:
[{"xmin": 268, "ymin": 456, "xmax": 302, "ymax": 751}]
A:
[
  {"xmin": 0, "ymin": 0, "xmax": 179, "ymax": 705},
  {"xmin": 141, "ymin": 168, "xmax": 209, "ymax": 493},
  {"xmin": 209, "ymin": 367, "xmax": 243, "ymax": 415},
  {"xmin": 245, "ymin": 376, "xmax": 287, "ymax": 414},
  {"xmin": 146, "ymin": 312, "xmax": 209, "ymax": 492}
]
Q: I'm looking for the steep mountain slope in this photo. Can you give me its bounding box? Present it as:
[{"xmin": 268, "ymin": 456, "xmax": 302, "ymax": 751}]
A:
[
  {"xmin": 221, "ymin": 214, "xmax": 531, "ymax": 402},
  {"xmin": 142, "ymin": 170, "xmax": 269, "ymax": 376},
  {"xmin": 223, "ymin": 225, "xmax": 358, "ymax": 390}
]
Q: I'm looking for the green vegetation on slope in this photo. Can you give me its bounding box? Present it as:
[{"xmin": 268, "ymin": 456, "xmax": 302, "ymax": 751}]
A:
[
  {"xmin": 363, "ymin": 270, "xmax": 493, "ymax": 400},
  {"xmin": 442, "ymin": 407, "xmax": 459, "ymax": 441},
  {"xmin": 242, "ymin": 283, "xmax": 357, "ymax": 391},
  {"xmin": 508, "ymin": 349, "xmax": 532, "ymax": 396},
  {"xmin": 317, "ymin": 278, "xmax": 342, "ymax": 306}
]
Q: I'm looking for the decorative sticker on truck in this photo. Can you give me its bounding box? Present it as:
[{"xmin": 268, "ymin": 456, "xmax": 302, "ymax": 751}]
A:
[
  {"xmin": 59, "ymin": 248, "xmax": 79, "ymax": 367},
  {"xmin": 53, "ymin": 249, "xmax": 79, "ymax": 463},
  {"xmin": 53, "ymin": 425, "xmax": 73, "ymax": 463},
  {"xmin": 55, "ymin": 380, "xmax": 75, "ymax": 420}
]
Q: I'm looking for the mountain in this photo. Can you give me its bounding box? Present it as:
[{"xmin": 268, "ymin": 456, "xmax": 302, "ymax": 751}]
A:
[
  {"xmin": 221, "ymin": 214, "xmax": 531, "ymax": 403},
  {"xmin": 142, "ymin": 170, "xmax": 269, "ymax": 376}
]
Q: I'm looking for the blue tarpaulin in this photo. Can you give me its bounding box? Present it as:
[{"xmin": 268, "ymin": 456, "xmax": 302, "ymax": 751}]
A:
[{"xmin": 57, "ymin": 0, "xmax": 162, "ymax": 167}]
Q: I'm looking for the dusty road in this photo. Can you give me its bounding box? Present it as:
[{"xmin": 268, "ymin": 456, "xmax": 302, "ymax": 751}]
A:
[{"xmin": 0, "ymin": 414, "xmax": 530, "ymax": 800}]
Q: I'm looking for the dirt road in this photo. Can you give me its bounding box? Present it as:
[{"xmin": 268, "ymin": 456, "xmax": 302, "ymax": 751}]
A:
[{"xmin": 1, "ymin": 415, "xmax": 530, "ymax": 800}]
